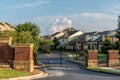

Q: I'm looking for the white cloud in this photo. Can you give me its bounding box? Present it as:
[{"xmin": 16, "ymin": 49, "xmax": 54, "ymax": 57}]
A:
[
  {"xmin": 6, "ymin": 0, "xmax": 50, "ymax": 9},
  {"xmin": 69, "ymin": 13, "xmax": 117, "ymax": 32},
  {"xmin": 29, "ymin": 12, "xmax": 118, "ymax": 35},
  {"xmin": 50, "ymin": 18, "xmax": 72, "ymax": 33}
]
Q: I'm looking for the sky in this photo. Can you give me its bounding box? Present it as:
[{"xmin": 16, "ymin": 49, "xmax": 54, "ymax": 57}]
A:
[{"xmin": 0, "ymin": 0, "xmax": 120, "ymax": 35}]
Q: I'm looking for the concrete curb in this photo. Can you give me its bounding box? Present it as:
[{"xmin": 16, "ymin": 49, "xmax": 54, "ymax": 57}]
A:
[
  {"xmin": 68, "ymin": 59, "xmax": 120, "ymax": 76},
  {"xmin": 3, "ymin": 71, "xmax": 48, "ymax": 80},
  {"xmin": 85, "ymin": 68, "xmax": 120, "ymax": 76}
]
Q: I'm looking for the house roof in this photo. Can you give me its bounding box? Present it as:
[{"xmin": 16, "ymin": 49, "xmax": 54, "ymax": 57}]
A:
[
  {"xmin": 85, "ymin": 31, "xmax": 99, "ymax": 35},
  {"xmin": 51, "ymin": 32, "xmax": 61, "ymax": 37},
  {"xmin": 68, "ymin": 30, "xmax": 79, "ymax": 36},
  {"xmin": 77, "ymin": 34, "xmax": 86, "ymax": 42},
  {"xmin": 101, "ymin": 30, "xmax": 116, "ymax": 37},
  {"xmin": 0, "ymin": 22, "xmax": 15, "ymax": 31},
  {"xmin": 94, "ymin": 36, "xmax": 102, "ymax": 42}
]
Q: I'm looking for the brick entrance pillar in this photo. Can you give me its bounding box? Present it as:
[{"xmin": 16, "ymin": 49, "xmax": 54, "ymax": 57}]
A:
[
  {"xmin": 14, "ymin": 43, "xmax": 34, "ymax": 72},
  {"xmin": 87, "ymin": 50, "xmax": 98, "ymax": 67},
  {"xmin": 0, "ymin": 37, "xmax": 14, "ymax": 63},
  {"xmin": 108, "ymin": 50, "xmax": 119, "ymax": 67}
]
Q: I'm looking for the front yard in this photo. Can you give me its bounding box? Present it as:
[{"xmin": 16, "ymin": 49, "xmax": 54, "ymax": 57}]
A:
[
  {"xmin": 69, "ymin": 52, "xmax": 120, "ymax": 62},
  {"xmin": 0, "ymin": 70, "xmax": 31, "ymax": 79},
  {"xmin": 67, "ymin": 52, "xmax": 120, "ymax": 75}
]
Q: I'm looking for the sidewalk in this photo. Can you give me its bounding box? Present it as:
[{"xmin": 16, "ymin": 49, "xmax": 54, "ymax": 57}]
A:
[{"xmin": 3, "ymin": 70, "xmax": 48, "ymax": 80}]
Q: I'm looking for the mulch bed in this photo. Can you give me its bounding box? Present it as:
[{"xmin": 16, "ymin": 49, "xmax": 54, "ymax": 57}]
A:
[{"xmin": 31, "ymin": 69, "xmax": 42, "ymax": 75}]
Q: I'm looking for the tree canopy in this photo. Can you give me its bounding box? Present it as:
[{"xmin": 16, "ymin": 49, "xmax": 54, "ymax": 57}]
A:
[
  {"xmin": 15, "ymin": 22, "xmax": 40, "ymax": 64},
  {"xmin": 116, "ymin": 16, "xmax": 120, "ymax": 41},
  {"xmin": 115, "ymin": 16, "xmax": 120, "ymax": 49}
]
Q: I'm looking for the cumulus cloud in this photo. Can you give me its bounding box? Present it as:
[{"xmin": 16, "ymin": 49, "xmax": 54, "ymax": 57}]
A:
[
  {"xmin": 31, "ymin": 12, "xmax": 117, "ymax": 35},
  {"xmin": 50, "ymin": 18, "xmax": 72, "ymax": 33}
]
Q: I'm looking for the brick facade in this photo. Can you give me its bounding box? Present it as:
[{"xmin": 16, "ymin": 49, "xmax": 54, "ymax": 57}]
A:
[
  {"xmin": 14, "ymin": 44, "xmax": 34, "ymax": 72},
  {"xmin": 108, "ymin": 50, "xmax": 119, "ymax": 67},
  {"xmin": 0, "ymin": 38, "xmax": 14, "ymax": 63},
  {"xmin": 87, "ymin": 50, "xmax": 98, "ymax": 67},
  {"xmin": 14, "ymin": 44, "xmax": 33, "ymax": 61},
  {"xmin": 0, "ymin": 38, "xmax": 34, "ymax": 72}
]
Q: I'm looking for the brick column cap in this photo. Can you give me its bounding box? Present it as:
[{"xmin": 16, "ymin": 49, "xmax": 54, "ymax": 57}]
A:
[
  {"xmin": 108, "ymin": 50, "xmax": 119, "ymax": 53},
  {"xmin": 88, "ymin": 50, "xmax": 98, "ymax": 53},
  {"xmin": 0, "ymin": 37, "xmax": 12, "ymax": 45},
  {"xmin": 14, "ymin": 43, "xmax": 34, "ymax": 48}
]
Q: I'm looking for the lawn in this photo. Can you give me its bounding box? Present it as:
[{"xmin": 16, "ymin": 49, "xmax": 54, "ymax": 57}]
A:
[
  {"xmin": 98, "ymin": 54, "xmax": 107, "ymax": 63},
  {"xmin": 68, "ymin": 52, "xmax": 120, "ymax": 63},
  {"xmin": 98, "ymin": 53, "xmax": 120, "ymax": 62},
  {"xmin": 0, "ymin": 70, "xmax": 31, "ymax": 79},
  {"xmin": 87, "ymin": 67, "xmax": 120, "ymax": 75}
]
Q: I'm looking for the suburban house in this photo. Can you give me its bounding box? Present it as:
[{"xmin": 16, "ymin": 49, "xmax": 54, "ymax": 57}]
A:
[
  {"xmin": 44, "ymin": 27, "xmax": 118, "ymax": 51},
  {"xmin": 101, "ymin": 30, "xmax": 118, "ymax": 43},
  {"xmin": 58, "ymin": 29, "xmax": 84, "ymax": 50},
  {"xmin": 0, "ymin": 22, "xmax": 15, "ymax": 31},
  {"xmin": 50, "ymin": 31, "xmax": 64, "ymax": 40},
  {"xmin": 69, "ymin": 30, "xmax": 118, "ymax": 51}
]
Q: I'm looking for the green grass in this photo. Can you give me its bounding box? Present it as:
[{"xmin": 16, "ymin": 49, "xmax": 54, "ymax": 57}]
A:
[
  {"xmin": 0, "ymin": 70, "xmax": 31, "ymax": 79},
  {"xmin": 87, "ymin": 67, "xmax": 120, "ymax": 75},
  {"xmin": 98, "ymin": 53, "xmax": 120, "ymax": 62},
  {"xmin": 98, "ymin": 54, "xmax": 107, "ymax": 63},
  {"xmin": 67, "ymin": 59, "xmax": 86, "ymax": 66},
  {"xmin": 67, "ymin": 52, "xmax": 79, "ymax": 60}
]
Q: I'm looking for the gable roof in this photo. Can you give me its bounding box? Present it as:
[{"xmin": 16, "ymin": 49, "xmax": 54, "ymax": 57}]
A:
[
  {"xmin": 51, "ymin": 32, "xmax": 61, "ymax": 37},
  {"xmin": 0, "ymin": 22, "xmax": 15, "ymax": 31}
]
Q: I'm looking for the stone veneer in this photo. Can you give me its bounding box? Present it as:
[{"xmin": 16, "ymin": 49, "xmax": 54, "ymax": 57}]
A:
[
  {"xmin": 108, "ymin": 50, "xmax": 119, "ymax": 67},
  {"xmin": 87, "ymin": 50, "xmax": 98, "ymax": 67},
  {"xmin": 14, "ymin": 43, "xmax": 34, "ymax": 72}
]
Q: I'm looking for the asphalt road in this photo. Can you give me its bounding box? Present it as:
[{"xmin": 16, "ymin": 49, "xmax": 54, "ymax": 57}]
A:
[{"xmin": 33, "ymin": 52, "xmax": 120, "ymax": 80}]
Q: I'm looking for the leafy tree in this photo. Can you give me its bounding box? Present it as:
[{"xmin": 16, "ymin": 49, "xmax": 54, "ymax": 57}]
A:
[
  {"xmin": 116, "ymin": 16, "xmax": 120, "ymax": 41},
  {"xmin": 101, "ymin": 37, "xmax": 114, "ymax": 54},
  {"xmin": 39, "ymin": 39, "xmax": 53, "ymax": 53},
  {"xmin": 52, "ymin": 37, "xmax": 60, "ymax": 49},
  {"xmin": 115, "ymin": 16, "xmax": 120, "ymax": 49},
  {"xmin": 15, "ymin": 22, "xmax": 40, "ymax": 64}
]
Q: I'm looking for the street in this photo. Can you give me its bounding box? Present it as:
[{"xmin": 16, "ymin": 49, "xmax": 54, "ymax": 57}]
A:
[{"xmin": 33, "ymin": 52, "xmax": 120, "ymax": 80}]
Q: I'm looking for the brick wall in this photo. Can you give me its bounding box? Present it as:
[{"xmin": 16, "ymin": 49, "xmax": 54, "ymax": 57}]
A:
[
  {"xmin": 88, "ymin": 50, "xmax": 98, "ymax": 60},
  {"xmin": 14, "ymin": 43, "xmax": 34, "ymax": 72},
  {"xmin": 87, "ymin": 50, "xmax": 98, "ymax": 67},
  {"xmin": 108, "ymin": 50, "xmax": 119, "ymax": 60},
  {"xmin": 108, "ymin": 50, "xmax": 119, "ymax": 67},
  {"xmin": 0, "ymin": 40, "xmax": 14, "ymax": 63},
  {"xmin": 14, "ymin": 47, "xmax": 33, "ymax": 61}
]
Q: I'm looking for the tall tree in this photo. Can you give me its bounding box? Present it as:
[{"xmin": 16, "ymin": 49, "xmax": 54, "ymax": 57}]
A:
[
  {"xmin": 116, "ymin": 16, "xmax": 120, "ymax": 41},
  {"xmin": 15, "ymin": 22, "xmax": 40, "ymax": 64},
  {"xmin": 101, "ymin": 36, "xmax": 113, "ymax": 54},
  {"xmin": 115, "ymin": 16, "xmax": 120, "ymax": 49},
  {"xmin": 52, "ymin": 37, "xmax": 60, "ymax": 49}
]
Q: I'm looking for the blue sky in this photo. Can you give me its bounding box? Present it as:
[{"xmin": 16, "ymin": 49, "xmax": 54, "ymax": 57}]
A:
[{"xmin": 0, "ymin": 0, "xmax": 120, "ymax": 35}]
